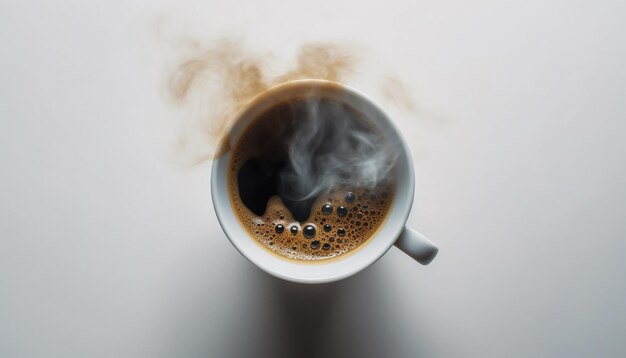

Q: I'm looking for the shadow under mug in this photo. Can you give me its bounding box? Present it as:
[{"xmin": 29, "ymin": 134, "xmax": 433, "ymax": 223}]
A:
[{"xmin": 211, "ymin": 79, "xmax": 438, "ymax": 284}]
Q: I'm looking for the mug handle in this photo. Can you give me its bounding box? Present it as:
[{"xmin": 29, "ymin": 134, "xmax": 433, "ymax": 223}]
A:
[{"xmin": 394, "ymin": 227, "xmax": 439, "ymax": 265}]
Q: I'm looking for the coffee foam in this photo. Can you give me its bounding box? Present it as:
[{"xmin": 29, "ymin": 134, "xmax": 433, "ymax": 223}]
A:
[
  {"xmin": 227, "ymin": 96, "xmax": 395, "ymax": 262},
  {"xmin": 230, "ymin": 179, "xmax": 394, "ymax": 262}
]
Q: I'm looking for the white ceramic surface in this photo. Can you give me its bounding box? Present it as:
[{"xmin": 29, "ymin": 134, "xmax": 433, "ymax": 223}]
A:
[
  {"xmin": 3, "ymin": 1, "xmax": 626, "ymax": 356},
  {"xmin": 211, "ymin": 80, "xmax": 438, "ymax": 283}
]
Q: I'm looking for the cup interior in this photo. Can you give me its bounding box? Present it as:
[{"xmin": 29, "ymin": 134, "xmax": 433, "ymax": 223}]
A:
[{"xmin": 211, "ymin": 79, "xmax": 414, "ymax": 283}]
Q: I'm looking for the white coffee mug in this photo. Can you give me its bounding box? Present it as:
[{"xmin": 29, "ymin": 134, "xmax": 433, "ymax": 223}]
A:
[{"xmin": 211, "ymin": 79, "xmax": 438, "ymax": 284}]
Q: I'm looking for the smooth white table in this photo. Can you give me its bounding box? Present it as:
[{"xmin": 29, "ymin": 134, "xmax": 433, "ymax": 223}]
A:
[{"xmin": 1, "ymin": 0, "xmax": 625, "ymax": 356}]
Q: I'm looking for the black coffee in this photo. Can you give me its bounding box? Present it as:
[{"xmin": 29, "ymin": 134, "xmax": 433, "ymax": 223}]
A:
[{"xmin": 228, "ymin": 95, "xmax": 395, "ymax": 261}]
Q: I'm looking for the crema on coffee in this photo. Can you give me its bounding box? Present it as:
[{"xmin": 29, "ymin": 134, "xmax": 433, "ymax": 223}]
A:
[{"xmin": 227, "ymin": 96, "xmax": 395, "ymax": 261}]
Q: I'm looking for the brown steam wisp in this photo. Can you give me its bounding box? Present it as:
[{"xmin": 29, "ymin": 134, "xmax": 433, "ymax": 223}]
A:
[{"xmin": 166, "ymin": 40, "xmax": 357, "ymax": 164}]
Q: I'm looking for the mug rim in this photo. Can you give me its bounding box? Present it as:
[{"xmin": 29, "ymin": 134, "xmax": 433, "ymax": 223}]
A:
[{"xmin": 211, "ymin": 79, "xmax": 415, "ymax": 283}]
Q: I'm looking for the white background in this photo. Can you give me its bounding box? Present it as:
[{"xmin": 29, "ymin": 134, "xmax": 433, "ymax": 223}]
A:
[{"xmin": 1, "ymin": 0, "xmax": 625, "ymax": 357}]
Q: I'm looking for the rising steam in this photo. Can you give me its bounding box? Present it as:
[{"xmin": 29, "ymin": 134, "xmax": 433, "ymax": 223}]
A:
[
  {"xmin": 166, "ymin": 38, "xmax": 407, "ymax": 206},
  {"xmin": 278, "ymin": 97, "xmax": 398, "ymax": 202},
  {"xmin": 166, "ymin": 39, "xmax": 357, "ymax": 163}
]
